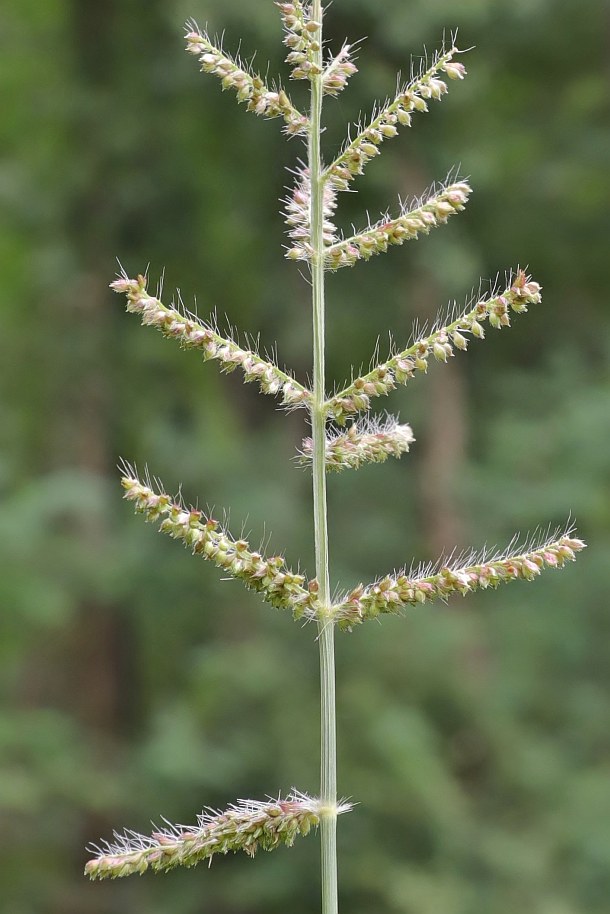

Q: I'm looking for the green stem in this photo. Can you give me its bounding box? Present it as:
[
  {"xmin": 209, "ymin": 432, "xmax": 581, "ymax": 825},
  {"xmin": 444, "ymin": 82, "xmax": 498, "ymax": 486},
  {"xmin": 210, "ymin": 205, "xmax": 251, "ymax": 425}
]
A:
[
  {"xmin": 318, "ymin": 622, "xmax": 337, "ymax": 913},
  {"xmin": 309, "ymin": 4, "xmax": 338, "ymax": 914}
]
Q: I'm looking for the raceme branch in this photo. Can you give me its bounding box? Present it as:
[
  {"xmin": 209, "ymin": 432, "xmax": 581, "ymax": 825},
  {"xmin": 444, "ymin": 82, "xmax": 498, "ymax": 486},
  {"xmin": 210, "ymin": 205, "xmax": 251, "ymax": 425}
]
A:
[
  {"xmin": 111, "ymin": 274, "xmax": 312, "ymax": 409},
  {"xmin": 121, "ymin": 468, "xmax": 320, "ymax": 620},
  {"xmin": 325, "ymin": 270, "xmax": 542, "ymax": 423},
  {"xmin": 299, "ymin": 416, "xmax": 414, "ymax": 472},
  {"xmin": 185, "ymin": 23, "xmax": 309, "ymax": 135},
  {"xmin": 86, "ymin": 793, "xmax": 351, "ymax": 880},
  {"xmin": 324, "ymin": 41, "xmax": 467, "ymax": 190},
  {"xmin": 332, "ymin": 530, "xmax": 586, "ymax": 630}
]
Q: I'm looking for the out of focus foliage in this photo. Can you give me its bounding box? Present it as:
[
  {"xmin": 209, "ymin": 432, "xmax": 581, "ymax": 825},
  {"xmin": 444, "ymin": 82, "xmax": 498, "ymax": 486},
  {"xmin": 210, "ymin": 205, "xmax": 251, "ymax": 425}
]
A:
[{"xmin": 1, "ymin": 1, "xmax": 608, "ymax": 913}]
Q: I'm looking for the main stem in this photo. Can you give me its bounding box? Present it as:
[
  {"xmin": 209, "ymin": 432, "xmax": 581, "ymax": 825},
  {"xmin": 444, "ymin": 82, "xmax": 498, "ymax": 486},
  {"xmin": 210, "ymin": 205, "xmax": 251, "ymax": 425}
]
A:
[{"xmin": 309, "ymin": 5, "xmax": 338, "ymax": 914}]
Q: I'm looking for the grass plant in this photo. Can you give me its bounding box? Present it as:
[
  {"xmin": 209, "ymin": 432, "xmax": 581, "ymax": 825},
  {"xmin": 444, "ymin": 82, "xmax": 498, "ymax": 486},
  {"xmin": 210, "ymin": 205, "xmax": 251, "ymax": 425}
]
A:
[{"xmin": 85, "ymin": 4, "xmax": 585, "ymax": 911}]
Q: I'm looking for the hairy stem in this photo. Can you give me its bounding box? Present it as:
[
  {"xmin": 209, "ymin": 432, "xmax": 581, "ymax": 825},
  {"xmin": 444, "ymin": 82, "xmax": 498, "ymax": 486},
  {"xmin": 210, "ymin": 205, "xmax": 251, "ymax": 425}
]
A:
[{"xmin": 309, "ymin": 3, "xmax": 338, "ymax": 914}]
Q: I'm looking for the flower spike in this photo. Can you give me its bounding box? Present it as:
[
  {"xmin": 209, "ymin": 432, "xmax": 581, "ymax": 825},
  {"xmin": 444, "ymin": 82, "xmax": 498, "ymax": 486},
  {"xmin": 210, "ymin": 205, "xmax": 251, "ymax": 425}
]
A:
[
  {"xmin": 91, "ymin": 8, "xmax": 585, "ymax": 905},
  {"xmin": 110, "ymin": 274, "xmax": 312, "ymax": 409},
  {"xmin": 121, "ymin": 469, "xmax": 320, "ymax": 620},
  {"xmin": 86, "ymin": 791, "xmax": 351, "ymax": 880},
  {"xmin": 332, "ymin": 529, "xmax": 586, "ymax": 629},
  {"xmin": 324, "ymin": 42, "xmax": 467, "ymax": 190},
  {"xmin": 320, "ymin": 181, "xmax": 472, "ymax": 271},
  {"xmin": 185, "ymin": 24, "xmax": 309, "ymax": 135},
  {"xmin": 325, "ymin": 271, "xmax": 542, "ymax": 423},
  {"xmin": 276, "ymin": 2, "xmax": 323, "ymax": 81},
  {"xmin": 284, "ymin": 165, "xmax": 339, "ymax": 255},
  {"xmin": 299, "ymin": 416, "xmax": 414, "ymax": 472}
]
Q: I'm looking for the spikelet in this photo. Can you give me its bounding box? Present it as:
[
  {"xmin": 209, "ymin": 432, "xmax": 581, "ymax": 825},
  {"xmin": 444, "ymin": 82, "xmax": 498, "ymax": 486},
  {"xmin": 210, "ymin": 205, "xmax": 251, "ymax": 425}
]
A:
[{"xmin": 323, "ymin": 43, "xmax": 358, "ymax": 97}]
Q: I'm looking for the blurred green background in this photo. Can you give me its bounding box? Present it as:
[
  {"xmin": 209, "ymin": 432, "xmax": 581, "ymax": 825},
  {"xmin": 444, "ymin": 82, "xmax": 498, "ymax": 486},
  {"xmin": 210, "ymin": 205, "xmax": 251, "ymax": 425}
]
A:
[{"xmin": 2, "ymin": 1, "xmax": 609, "ymax": 912}]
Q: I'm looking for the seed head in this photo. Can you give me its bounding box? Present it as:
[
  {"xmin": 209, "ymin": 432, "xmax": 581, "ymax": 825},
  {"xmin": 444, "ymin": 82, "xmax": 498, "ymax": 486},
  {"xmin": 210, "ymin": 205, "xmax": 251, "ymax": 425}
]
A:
[
  {"xmin": 299, "ymin": 416, "xmax": 415, "ymax": 472},
  {"xmin": 120, "ymin": 468, "xmax": 320, "ymax": 620},
  {"xmin": 315, "ymin": 181, "xmax": 472, "ymax": 271},
  {"xmin": 86, "ymin": 792, "xmax": 350, "ymax": 880},
  {"xmin": 332, "ymin": 529, "xmax": 586, "ymax": 628},
  {"xmin": 110, "ymin": 272, "xmax": 312, "ymax": 410},
  {"xmin": 185, "ymin": 24, "xmax": 309, "ymax": 135},
  {"xmin": 324, "ymin": 44, "xmax": 468, "ymax": 189}
]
